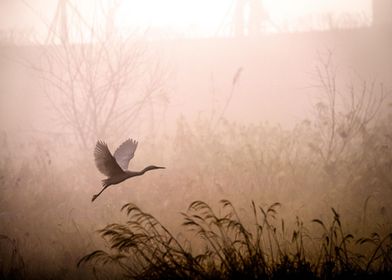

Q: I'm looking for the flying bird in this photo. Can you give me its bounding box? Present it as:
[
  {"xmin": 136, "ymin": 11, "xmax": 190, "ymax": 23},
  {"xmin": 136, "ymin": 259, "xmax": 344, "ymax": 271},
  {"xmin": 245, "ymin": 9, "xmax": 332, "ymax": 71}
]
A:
[{"xmin": 92, "ymin": 138, "xmax": 165, "ymax": 202}]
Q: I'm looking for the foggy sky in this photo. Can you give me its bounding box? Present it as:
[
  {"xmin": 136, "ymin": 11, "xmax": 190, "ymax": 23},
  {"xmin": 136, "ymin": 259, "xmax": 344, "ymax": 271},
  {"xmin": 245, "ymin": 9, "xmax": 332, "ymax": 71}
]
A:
[{"xmin": 0, "ymin": 0, "xmax": 372, "ymax": 38}]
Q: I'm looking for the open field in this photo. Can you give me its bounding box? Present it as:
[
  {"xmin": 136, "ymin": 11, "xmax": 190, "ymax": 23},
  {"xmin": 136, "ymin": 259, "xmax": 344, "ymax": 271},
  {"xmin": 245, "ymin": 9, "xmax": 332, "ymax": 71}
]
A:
[{"xmin": 1, "ymin": 20, "xmax": 392, "ymax": 279}]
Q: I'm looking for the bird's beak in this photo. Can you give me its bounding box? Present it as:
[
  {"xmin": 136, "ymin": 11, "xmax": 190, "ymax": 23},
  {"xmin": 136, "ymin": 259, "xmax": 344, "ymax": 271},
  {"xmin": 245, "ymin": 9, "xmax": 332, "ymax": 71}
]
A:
[{"xmin": 157, "ymin": 166, "xmax": 166, "ymax": 169}]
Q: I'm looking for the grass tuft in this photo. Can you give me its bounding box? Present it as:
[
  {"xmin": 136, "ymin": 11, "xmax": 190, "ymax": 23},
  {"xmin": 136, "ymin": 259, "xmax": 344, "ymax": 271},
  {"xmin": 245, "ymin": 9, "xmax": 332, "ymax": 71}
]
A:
[{"xmin": 79, "ymin": 200, "xmax": 392, "ymax": 280}]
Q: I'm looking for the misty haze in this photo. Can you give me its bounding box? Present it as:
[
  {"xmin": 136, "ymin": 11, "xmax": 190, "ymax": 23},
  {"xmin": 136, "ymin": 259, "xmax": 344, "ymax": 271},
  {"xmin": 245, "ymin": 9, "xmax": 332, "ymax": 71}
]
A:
[{"xmin": 0, "ymin": 0, "xmax": 392, "ymax": 279}]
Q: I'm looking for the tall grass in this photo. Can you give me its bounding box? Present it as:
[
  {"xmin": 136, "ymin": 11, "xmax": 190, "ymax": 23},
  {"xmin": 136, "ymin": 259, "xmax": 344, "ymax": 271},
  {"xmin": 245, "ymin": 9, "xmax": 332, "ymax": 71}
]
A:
[
  {"xmin": 1, "ymin": 64, "xmax": 391, "ymax": 279},
  {"xmin": 78, "ymin": 200, "xmax": 392, "ymax": 279},
  {"xmin": 0, "ymin": 234, "xmax": 25, "ymax": 280},
  {"xmin": 1, "ymin": 107, "xmax": 392, "ymax": 278}
]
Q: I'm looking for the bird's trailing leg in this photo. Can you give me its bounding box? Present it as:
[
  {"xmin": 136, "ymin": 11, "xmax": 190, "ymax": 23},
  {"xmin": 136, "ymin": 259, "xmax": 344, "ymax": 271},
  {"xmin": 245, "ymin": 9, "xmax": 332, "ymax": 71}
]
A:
[{"xmin": 91, "ymin": 180, "xmax": 111, "ymax": 202}]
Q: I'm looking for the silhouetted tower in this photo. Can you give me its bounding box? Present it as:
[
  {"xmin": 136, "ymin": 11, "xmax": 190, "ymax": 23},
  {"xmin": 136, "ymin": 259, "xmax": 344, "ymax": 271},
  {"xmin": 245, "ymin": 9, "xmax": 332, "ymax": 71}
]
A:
[
  {"xmin": 248, "ymin": 0, "xmax": 267, "ymax": 36},
  {"xmin": 233, "ymin": 0, "xmax": 268, "ymax": 36},
  {"xmin": 46, "ymin": 0, "xmax": 69, "ymax": 44},
  {"xmin": 105, "ymin": 0, "xmax": 122, "ymax": 40},
  {"xmin": 46, "ymin": 0, "xmax": 121, "ymax": 44},
  {"xmin": 234, "ymin": 0, "xmax": 246, "ymax": 36},
  {"xmin": 372, "ymin": 0, "xmax": 392, "ymax": 27}
]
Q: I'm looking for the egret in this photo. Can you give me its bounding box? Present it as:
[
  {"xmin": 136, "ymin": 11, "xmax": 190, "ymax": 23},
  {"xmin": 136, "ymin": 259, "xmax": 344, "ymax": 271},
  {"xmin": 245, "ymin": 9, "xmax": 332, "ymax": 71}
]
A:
[{"xmin": 92, "ymin": 138, "xmax": 165, "ymax": 202}]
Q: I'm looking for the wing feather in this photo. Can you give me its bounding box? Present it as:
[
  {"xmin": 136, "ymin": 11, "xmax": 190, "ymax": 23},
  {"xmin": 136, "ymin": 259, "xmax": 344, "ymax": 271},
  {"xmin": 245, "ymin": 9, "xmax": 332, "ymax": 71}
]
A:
[
  {"xmin": 94, "ymin": 141, "xmax": 124, "ymax": 177},
  {"xmin": 113, "ymin": 139, "xmax": 138, "ymax": 171}
]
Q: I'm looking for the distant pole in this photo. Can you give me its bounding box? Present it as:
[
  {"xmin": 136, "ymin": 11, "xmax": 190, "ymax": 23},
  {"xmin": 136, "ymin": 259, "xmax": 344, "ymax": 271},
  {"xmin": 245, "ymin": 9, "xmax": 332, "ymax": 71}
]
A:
[
  {"xmin": 249, "ymin": 0, "xmax": 267, "ymax": 36},
  {"xmin": 233, "ymin": 0, "xmax": 267, "ymax": 37},
  {"xmin": 216, "ymin": 0, "xmax": 269, "ymax": 37},
  {"xmin": 234, "ymin": 0, "xmax": 246, "ymax": 37},
  {"xmin": 46, "ymin": 0, "xmax": 69, "ymax": 44},
  {"xmin": 106, "ymin": 1, "xmax": 122, "ymax": 40}
]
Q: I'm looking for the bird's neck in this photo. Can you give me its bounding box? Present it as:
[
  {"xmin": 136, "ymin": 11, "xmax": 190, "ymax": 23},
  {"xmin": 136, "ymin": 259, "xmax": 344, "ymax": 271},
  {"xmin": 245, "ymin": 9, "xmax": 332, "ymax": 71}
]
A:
[{"xmin": 125, "ymin": 167, "xmax": 150, "ymax": 178}]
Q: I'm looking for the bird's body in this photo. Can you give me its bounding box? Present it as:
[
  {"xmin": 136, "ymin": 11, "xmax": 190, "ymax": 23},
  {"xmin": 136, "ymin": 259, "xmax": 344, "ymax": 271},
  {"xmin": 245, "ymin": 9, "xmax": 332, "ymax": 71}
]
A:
[{"xmin": 92, "ymin": 139, "xmax": 164, "ymax": 202}]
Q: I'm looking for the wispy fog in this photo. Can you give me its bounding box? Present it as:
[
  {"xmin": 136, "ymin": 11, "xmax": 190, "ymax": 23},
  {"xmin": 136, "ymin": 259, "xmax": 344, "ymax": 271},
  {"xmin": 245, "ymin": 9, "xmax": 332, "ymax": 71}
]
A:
[{"xmin": 0, "ymin": 1, "xmax": 391, "ymax": 279}]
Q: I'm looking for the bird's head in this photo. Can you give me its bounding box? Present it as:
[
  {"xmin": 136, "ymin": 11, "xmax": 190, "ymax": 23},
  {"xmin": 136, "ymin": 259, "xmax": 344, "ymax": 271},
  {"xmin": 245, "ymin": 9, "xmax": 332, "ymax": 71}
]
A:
[{"xmin": 143, "ymin": 165, "xmax": 166, "ymax": 172}]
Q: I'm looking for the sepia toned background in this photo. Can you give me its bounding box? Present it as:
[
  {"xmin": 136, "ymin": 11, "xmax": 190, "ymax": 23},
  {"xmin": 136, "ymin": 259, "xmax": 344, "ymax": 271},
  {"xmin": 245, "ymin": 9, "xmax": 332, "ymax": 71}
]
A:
[{"xmin": 0, "ymin": 0, "xmax": 391, "ymax": 279}]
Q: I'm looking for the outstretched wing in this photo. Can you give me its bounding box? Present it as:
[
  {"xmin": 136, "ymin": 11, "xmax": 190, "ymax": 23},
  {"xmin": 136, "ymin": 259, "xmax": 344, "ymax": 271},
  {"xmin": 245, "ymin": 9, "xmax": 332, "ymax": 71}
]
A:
[
  {"xmin": 113, "ymin": 138, "xmax": 138, "ymax": 171},
  {"xmin": 94, "ymin": 140, "xmax": 124, "ymax": 177}
]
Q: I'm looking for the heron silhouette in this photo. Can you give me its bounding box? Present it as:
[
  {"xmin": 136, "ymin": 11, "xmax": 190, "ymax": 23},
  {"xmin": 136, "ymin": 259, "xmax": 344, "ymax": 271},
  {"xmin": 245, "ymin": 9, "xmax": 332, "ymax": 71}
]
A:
[{"xmin": 92, "ymin": 139, "xmax": 165, "ymax": 202}]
